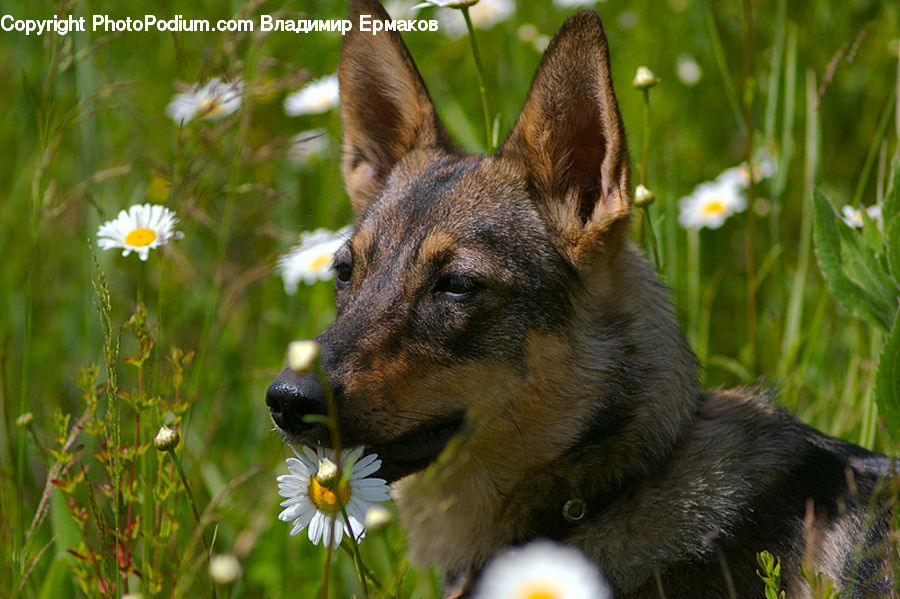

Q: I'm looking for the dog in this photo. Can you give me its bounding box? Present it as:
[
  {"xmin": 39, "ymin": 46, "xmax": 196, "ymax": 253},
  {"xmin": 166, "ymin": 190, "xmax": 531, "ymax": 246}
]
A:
[{"xmin": 266, "ymin": 1, "xmax": 898, "ymax": 596}]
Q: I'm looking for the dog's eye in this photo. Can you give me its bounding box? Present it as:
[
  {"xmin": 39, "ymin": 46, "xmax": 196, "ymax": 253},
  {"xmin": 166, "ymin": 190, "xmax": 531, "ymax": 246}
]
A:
[
  {"xmin": 434, "ymin": 274, "xmax": 477, "ymax": 299},
  {"xmin": 334, "ymin": 260, "xmax": 352, "ymax": 285}
]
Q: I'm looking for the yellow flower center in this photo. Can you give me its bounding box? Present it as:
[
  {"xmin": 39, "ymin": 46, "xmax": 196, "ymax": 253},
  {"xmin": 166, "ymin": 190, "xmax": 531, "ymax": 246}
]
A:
[
  {"xmin": 125, "ymin": 228, "xmax": 157, "ymax": 247},
  {"xmin": 200, "ymin": 97, "xmax": 222, "ymax": 117},
  {"xmin": 309, "ymin": 254, "xmax": 332, "ymax": 271},
  {"xmin": 518, "ymin": 588, "xmax": 559, "ymax": 599},
  {"xmin": 308, "ymin": 477, "xmax": 351, "ymax": 514},
  {"xmin": 702, "ymin": 200, "xmax": 726, "ymax": 215}
]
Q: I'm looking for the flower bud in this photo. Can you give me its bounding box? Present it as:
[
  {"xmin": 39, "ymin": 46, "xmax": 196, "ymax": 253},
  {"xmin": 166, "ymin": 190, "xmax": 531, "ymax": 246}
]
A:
[
  {"xmin": 209, "ymin": 553, "xmax": 242, "ymax": 585},
  {"xmin": 364, "ymin": 504, "xmax": 392, "ymax": 530},
  {"xmin": 632, "ymin": 66, "xmax": 659, "ymax": 89},
  {"xmin": 634, "ymin": 184, "xmax": 655, "ymax": 207},
  {"xmin": 287, "ymin": 340, "xmax": 320, "ymax": 372},
  {"xmin": 154, "ymin": 425, "xmax": 180, "ymax": 452},
  {"xmin": 315, "ymin": 457, "xmax": 340, "ymax": 488}
]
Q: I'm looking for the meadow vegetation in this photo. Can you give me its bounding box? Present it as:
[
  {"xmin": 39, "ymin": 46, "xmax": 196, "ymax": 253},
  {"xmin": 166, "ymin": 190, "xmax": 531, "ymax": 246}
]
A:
[{"xmin": 1, "ymin": 0, "xmax": 898, "ymax": 596}]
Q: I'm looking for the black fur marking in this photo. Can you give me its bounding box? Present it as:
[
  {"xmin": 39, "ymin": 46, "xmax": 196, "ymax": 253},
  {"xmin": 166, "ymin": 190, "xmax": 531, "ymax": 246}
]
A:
[{"xmin": 642, "ymin": 421, "xmax": 895, "ymax": 597}]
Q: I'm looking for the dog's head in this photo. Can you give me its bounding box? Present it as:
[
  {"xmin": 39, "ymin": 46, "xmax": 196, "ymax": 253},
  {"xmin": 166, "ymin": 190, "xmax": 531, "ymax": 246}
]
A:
[{"xmin": 267, "ymin": 0, "xmax": 637, "ymax": 483}]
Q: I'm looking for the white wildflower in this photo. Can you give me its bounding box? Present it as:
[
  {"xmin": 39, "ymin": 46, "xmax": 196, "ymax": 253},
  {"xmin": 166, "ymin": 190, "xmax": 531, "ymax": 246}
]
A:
[
  {"xmin": 841, "ymin": 204, "xmax": 882, "ymax": 229},
  {"xmin": 474, "ymin": 540, "xmax": 611, "ymax": 599},
  {"xmin": 678, "ymin": 179, "xmax": 746, "ymax": 230},
  {"xmin": 284, "ymin": 75, "xmax": 339, "ymax": 116},
  {"xmin": 96, "ymin": 203, "xmax": 184, "ymax": 261},
  {"xmin": 430, "ymin": 0, "xmax": 514, "ymax": 39},
  {"xmin": 277, "ymin": 446, "xmax": 391, "ymax": 548},
  {"xmin": 166, "ymin": 78, "xmax": 243, "ymax": 124},
  {"xmin": 277, "ymin": 226, "xmax": 352, "ymax": 293}
]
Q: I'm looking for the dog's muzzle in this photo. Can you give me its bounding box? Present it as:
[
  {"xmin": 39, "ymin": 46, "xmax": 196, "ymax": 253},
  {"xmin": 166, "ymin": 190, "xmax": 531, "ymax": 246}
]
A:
[{"xmin": 265, "ymin": 367, "xmax": 328, "ymax": 435}]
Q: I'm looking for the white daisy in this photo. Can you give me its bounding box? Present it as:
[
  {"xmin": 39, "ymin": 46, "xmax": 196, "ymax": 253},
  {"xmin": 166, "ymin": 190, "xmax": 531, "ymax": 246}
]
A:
[
  {"xmin": 384, "ymin": 0, "xmax": 418, "ymax": 17},
  {"xmin": 474, "ymin": 540, "xmax": 611, "ymax": 599},
  {"xmin": 430, "ymin": 0, "xmax": 514, "ymax": 39},
  {"xmin": 716, "ymin": 158, "xmax": 776, "ymax": 190},
  {"xmin": 288, "ymin": 129, "xmax": 331, "ymax": 166},
  {"xmin": 96, "ymin": 203, "xmax": 184, "ymax": 261},
  {"xmin": 277, "ymin": 446, "xmax": 391, "ymax": 548},
  {"xmin": 678, "ymin": 179, "xmax": 746, "ymax": 230},
  {"xmin": 841, "ymin": 204, "xmax": 882, "ymax": 229},
  {"xmin": 284, "ymin": 75, "xmax": 339, "ymax": 116},
  {"xmin": 165, "ymin": 78, "xmax": 243, "ymax": 124},
  {"xmin": 277, "ymin": 226, "xmax": 352, "ymax": 293}
]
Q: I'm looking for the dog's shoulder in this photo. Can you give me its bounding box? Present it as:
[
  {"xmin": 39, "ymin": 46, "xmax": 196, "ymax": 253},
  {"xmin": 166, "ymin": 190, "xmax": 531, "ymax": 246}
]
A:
[
  {"xmin": 695, "ymin": 387, "xmax": 893, "ymax": 483},
  {"xmin": 575, "ymin": 388, "xmax": 896, "ymax": 596}
]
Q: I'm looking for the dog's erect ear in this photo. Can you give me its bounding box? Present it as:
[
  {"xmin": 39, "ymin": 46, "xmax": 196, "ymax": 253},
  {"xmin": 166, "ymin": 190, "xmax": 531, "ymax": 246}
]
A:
[
  {"xmin": 502, "ymin": 11, "xmax": 630, "ymax": 263},
  {"xmin": 339, "ymin": 0, "xmax": 453, "ymax": 215}
]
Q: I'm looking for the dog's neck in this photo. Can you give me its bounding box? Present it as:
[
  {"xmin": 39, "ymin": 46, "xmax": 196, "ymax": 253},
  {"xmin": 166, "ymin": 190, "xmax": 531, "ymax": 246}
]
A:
[{"xmin": 396, "ymin": 244, "xmax": 700, "ymax": 574}]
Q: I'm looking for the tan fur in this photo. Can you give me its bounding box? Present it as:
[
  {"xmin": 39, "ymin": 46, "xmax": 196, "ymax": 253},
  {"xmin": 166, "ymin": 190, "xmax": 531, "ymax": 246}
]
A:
[
  {"xmin": 417, "ymin": 231, "xmax": 458, "ymax": 265},
  {"xmin": 398, "ymin": 332, "xmax": 592, "ymax": 571}
]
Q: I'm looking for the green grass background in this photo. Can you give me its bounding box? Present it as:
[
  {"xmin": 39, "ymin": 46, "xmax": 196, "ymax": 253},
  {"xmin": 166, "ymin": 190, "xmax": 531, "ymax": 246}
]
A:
[{"xmin": 0, "ymin": 0, "xmax": 898, "ymax": 596}]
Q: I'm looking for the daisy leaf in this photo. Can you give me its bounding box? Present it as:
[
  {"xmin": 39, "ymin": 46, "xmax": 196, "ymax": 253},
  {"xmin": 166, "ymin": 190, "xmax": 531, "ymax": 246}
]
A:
[
  {"xmin": 813, "ymin": 188, "xmax": 897, "ymax": 331},
  {"xmin": 875, "ymin": 309, "xmax": 900, "ymax": 442}
]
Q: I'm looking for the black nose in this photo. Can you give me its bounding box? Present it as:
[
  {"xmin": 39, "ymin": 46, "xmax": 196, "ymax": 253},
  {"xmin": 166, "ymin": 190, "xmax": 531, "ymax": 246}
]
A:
[{"xmin": 265, "ymin": 368, "xmax": 327, "ymax": 434}]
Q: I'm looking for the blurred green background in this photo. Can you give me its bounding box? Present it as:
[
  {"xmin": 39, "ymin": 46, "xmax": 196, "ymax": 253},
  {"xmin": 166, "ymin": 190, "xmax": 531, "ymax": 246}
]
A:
[{"xmin": 0, "ymin": 0, "xmax": 898, "ymax": 596}]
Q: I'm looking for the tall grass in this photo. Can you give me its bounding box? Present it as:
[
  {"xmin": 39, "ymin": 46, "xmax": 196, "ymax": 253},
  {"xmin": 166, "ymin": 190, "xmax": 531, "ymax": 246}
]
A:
[{"xmin": 1, "ymin": 0, "xmax": 898, "ymax": 596}]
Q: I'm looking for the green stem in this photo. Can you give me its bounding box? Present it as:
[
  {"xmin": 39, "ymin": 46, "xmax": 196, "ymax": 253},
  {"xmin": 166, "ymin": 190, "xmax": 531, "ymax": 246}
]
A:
[
  {"xmin": 850, "ymin": 93, "xmax": 896, "ymax": 208},
  {"xmin": 171, "ymin": 449, "xmax": 215, "ymax": 598},
  {"xmin": 687, "ymin": 228, "xmax": 700, "ymax": 348},
  {"xmin": 778, "ymin": 69, "xmax": 818, "ymax": 375},
  {"xmin": 640, "ymin": 89, "xmax": 650, "ymax": 186},
  {"xmin": 187, "ymin": 79, "xmax": 247, "ymax": 404},
  {"xmin": 314, "ymin": 358, "xmax": 342, "ymax": 599},
  {"xmin": 860, "ymin": 330, "xmax": 883, "ymax": 450},
  {"xmin": 137, "ymin": 260, "xmax": 145, "ymax": 305},
  {"xmin": 704, "ymin": 1, "xmax": 746, "ymax": 135},
  {"xmin": 321, "ymin": 535, "xmax": 335, "ymax": 599},
  {"xmin": 15, "ymin": 235, "xmax": 36, "ymax": 558},
  {"xmin": 337, "ymin": 504, "xmax": 370, "ymax": 599},
  {"xmin": 171, "ymin": 449, "xmax": 206, "ymax": 545},
  {"xmin": 16, "ymin": 139, "xmax": 45, "ymax": 560},
  {"xmin": 461, "ymin": 6, "xmax": 494, "ymax": 154},
  {"xmin": 741, "ymin": 0, "xmax": 757, "ymax": 371},
  {"xmin": 638, "ymin": 88, "xmax": 662, "ymax": 274}
]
